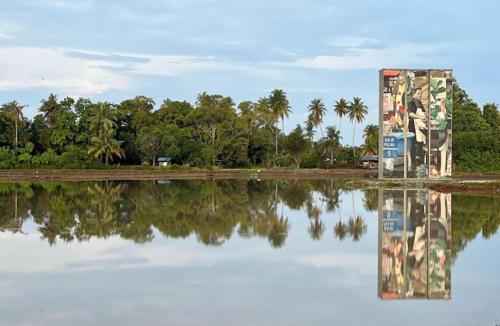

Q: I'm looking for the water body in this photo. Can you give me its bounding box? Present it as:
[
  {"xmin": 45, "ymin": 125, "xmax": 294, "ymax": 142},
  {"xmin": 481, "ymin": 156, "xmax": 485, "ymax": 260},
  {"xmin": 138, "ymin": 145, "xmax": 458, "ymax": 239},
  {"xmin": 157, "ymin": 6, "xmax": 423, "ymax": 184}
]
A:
[{"xmin": 0, "ymin": 180, "xmax": 498, "ymax": 325}]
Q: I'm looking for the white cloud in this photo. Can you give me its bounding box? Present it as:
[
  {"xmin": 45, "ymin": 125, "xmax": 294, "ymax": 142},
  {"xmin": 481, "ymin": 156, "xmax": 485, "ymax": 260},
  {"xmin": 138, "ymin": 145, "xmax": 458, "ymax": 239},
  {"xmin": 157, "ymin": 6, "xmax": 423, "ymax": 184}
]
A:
[
  {"xmin": 131, "ymin": 53, "xmax": 281, "ymax": 79},
  {"xmin": 0, "ymin": 46, "xmax": 130, "ymax": 97},
  {"xmin": 45, "ymin": 0, "xmax": 95, "ymax": 9},
  {"xmin": 293, "ymin": 253, "xmax": 376, "ymax": 272},
  {"xmin": 0, "ymin": 45, "xmax": 284, "ymax": 96},
  {"xmin": 281, "ymin": 42, "xmax": 447, "ymax": 70},
  {"xmin": 326, "ymin": 35, "xmax": 380, "ymax": 48}
]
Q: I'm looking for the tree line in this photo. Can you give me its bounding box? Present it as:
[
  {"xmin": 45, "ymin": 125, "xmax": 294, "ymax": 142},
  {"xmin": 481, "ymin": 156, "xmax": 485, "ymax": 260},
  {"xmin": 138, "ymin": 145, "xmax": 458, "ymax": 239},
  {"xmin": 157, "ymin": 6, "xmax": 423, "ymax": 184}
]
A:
[
  {"xmin": 0, "ymin": 83, "xmax": 498, "ymax": 171},
  {"xmin": 0, "ymin": 90, "xmax": 376, "ymax": 169},
  {"xmin": 0, "ymin": 179, "xmax": 372, "ymax": 247},
  {"xmin": 1, "ymin": 179, "xmax": 498, "ymax": 255}
]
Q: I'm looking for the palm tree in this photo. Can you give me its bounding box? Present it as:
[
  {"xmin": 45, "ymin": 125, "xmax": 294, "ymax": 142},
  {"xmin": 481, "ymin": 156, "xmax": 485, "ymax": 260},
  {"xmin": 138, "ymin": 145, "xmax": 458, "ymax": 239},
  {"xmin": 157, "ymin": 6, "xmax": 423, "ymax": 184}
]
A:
[
  {"xmin": 88, "ymin": 103, "xmax": 124, "ymax": 165},
  {"xmin": 40, "ymin": 93, "xmax": 59, "ymax": 126},
  {"xmin": 89, "ymin": 103, "xmax": 117, "ymax": 137},
  {"xmin": 88, "ymin": 133, "xmax": 125, "ymax": 165},
  {"xmin": 269, "ymin": 89, "xmax": 291, "ymax": 154},
  {"xmin": 2, "ymin": 101, "xmax": 26, "ymax": 155},
  {"xmin": 361, "ymin": 124, "xmax": 379, "ymax": 156},
  {"xmin": 308, "ymin": 98, "xmax": 327, "ymax": 138},
  {"xmin": 305, "ymin": 115, "xmax": 316, "ymax": 141},
  {"xmin": 334, "ymin": 98, "xmax": 349, "ymax": 142},
  {"xmin": 325, "ymin": 126, "xmax": 340, "ymax": 164},
  {"xmin": 347, "ymin": 97, "xmax": 368, "ymax": 158}
]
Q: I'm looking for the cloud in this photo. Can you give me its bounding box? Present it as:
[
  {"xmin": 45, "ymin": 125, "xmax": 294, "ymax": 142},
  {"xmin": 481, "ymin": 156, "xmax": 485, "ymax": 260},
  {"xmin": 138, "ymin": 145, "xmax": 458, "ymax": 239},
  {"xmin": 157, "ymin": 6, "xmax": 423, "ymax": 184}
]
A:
[
  {"xmin": 0, "ymin": 45, "xmax": 284, "ymax": 96},
  {"xmin": 0, "ymin": 46, "xmax": 130, "ymax": 96},
  {"xmin": 280, "ymin": 42, "xmax": 447, "ymax": 70},
  {"xmin": 293, "ymin": 253, "xmax": 376, "ymax": 272},
  {"xmin": 45, "ymin": 0, "xmax": 95, "ymax": 9},
  {"xmin": 326, "ymin": 36, "xmax": 380, "ymax": 48}
]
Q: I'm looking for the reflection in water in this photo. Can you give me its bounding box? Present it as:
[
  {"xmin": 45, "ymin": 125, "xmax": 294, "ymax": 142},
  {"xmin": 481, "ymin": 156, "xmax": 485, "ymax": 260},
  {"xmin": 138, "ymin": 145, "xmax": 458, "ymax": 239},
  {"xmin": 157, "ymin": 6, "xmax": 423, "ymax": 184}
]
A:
[
  {"xmin": 1, "ymin": 180, "xmax": 500, "ymax": 325},
  {"xmin": 378, "ymin": 189, "xmax": 451, "ymax": 300},
  {"xmin": 0, "ymin": 180, "xmax": 372, "ymax": 247}
]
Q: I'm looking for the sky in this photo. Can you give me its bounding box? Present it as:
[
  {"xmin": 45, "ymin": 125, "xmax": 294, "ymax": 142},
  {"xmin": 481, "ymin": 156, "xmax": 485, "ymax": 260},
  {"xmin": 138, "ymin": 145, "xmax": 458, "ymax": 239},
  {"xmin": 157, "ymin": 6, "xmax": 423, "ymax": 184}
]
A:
[{"xmin": 0, "ymin": 0, "xmax": 499, "ymax": 144}]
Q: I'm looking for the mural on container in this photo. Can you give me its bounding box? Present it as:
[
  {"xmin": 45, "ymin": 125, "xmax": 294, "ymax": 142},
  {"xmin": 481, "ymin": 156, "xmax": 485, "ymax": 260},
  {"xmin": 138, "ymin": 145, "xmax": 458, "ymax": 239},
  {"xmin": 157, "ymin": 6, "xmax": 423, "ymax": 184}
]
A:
[
  {"xmin": 406, "ymin": 71, "xmax": 429, "ymax": 178},
  {"xmin": 381, "ymin": 70, "xmax": 406, "ymax": 178},
  {"xmin": 379, "ymin": 69, "xmax": 453, "ymax": 179},
  {"xmin": 429, "ymin": 70, "xmax": 453, "ymax": 178},
  {"xmin": 378, "ymin": 189, "xmax": 451, "ymax": 300}
]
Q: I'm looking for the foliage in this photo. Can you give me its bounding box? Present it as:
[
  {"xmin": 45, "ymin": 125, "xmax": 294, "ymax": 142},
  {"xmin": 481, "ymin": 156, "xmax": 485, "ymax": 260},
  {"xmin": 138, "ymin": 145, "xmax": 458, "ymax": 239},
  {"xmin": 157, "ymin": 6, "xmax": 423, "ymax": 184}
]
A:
[{"xmin": 0, "ymin": 85, "xmax": 497, "ymax": 172}]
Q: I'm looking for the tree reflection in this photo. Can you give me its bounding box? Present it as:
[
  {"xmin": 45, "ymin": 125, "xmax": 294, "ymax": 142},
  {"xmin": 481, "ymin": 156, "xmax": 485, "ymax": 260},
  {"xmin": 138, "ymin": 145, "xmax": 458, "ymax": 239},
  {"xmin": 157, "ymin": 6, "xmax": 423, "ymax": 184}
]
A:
[{"xmin": 0, "ymin": 180, "xmax": 377, "ymax": 248}]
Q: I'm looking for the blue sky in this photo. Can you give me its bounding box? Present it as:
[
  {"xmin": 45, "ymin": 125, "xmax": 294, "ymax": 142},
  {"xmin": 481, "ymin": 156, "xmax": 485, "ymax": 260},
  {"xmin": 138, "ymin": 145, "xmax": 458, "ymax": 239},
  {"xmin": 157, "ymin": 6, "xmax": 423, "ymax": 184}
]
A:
[{"xmin": 0, "ymin": 0, "xmax": 499, "ymax": 144}]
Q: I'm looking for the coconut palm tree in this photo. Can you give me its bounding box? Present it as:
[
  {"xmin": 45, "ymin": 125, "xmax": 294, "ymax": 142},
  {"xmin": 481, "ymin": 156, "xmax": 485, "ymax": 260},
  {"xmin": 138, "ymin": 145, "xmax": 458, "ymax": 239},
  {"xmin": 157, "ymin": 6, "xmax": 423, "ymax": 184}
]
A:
[
  {"xmin": 39, "ymin": 93, "xmax": 59, "ymax": 126},
  {"xmin": 334, "ymin": 98, "xmax": 349, "ymax": 141},
  {"xmin": 89, "ymin": 103, "xmax": 117, "ymax": 137},
  {"xmin": 347, "ymin": 97, "xmax": 368, "ymax": 158},
  {"xmin": 269, "ymin": 89, "xmax": 291, "ymax": 154},
  {"xmin": 308, "ymin": 98, "xmax": 327, "ymax": 137},
  {"xmin": 2, "ymin": 101, "xmax": 26, "ymax": 155},
  {"xmin": 361, "ymin": 124, "xmax": 379, "ymax": 156},
  {"xmin": 88, "ymin": 133, "xmax": 125, "ymax": 165},
  {"xmin": 325, "ymin": 126, "xmax": 340, "ymax": 164},
  {"xmin": 88, "ymin": 103, "xmax": 124, "ymax": 165},
  {"xmin": 305, "ymin": 115, "xmax": 316, "ymax": 141}
]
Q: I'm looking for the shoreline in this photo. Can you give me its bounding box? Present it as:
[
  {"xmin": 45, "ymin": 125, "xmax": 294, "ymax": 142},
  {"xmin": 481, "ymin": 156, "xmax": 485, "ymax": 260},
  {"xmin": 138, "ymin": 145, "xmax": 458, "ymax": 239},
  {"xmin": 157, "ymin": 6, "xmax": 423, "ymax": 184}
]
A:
[{"xmin": 0, "ymin": 168, "xmax": 498, "ymax": 194}]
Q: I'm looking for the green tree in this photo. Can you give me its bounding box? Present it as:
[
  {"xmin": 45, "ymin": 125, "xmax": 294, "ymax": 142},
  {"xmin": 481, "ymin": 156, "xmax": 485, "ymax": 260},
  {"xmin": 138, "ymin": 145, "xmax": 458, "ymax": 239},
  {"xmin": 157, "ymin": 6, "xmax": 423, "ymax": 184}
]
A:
[
  {"xmin": 482, "ymin": 103, "xmax": 499, "ymax": 134},
  {"xmin": 39, "ymin": 93, "xmax": 60, "ymax": 126},
  {"xmin": 347, "ymin": 97, "xmax": 368, "ymax": 158},
  {"xmin": 308, "ymin": 98, "xmax": 327, "ymax": 138},
  {"xmin": 284, "ymin": 125, "xmax": 308, "ymax": 168},
  {"xmin": 334, "ymin": 98, "xmax": 349, "ymax": 143},
  {"xmin": 0, "ymin": 101, "xmax": 27, "ymax": 155},
  {"xmin": 325, "ymin": 126, "xmax": 340, "ymax": 164},
  {"xmin": 136, "ymin": 124, "xmax": 179, "ymax": 165},
  {"xmin": 87, "ymin": 103, "xmax": 124, "ymax": 165},
  {"xmin": 269, "ymin": 89, "xmax": 291, "ymax": 155},
  {"xmin": 361, "ymin": 124, "xmax": 378, "ymax": 156}
]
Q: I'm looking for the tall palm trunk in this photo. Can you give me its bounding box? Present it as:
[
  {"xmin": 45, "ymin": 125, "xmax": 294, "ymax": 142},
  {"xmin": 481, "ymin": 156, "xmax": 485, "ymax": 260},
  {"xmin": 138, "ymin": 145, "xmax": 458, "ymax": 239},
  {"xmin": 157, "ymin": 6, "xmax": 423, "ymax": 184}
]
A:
[
  {"xmin": 14, "ymin": 113, "xmax": 18, "ymax": 158},
  {"xmin": 338, "ymin": 118, "xmax": 342, "ymax": 144},
  {"xmin": 352, "ymin": 122, "xmax": 356, "ymax": 159},
  {"xmin": 275, "ymin": 120, "xmax": 279, "ymax": 155}
]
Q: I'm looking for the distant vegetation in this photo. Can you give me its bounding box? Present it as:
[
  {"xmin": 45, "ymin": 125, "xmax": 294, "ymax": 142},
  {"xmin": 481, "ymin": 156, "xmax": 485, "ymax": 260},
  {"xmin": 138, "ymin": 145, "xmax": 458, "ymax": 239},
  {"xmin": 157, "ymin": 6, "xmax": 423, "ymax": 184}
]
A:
[{"xmin": 0, "ymin": 83, "xmax": 498, "ymax": 171}]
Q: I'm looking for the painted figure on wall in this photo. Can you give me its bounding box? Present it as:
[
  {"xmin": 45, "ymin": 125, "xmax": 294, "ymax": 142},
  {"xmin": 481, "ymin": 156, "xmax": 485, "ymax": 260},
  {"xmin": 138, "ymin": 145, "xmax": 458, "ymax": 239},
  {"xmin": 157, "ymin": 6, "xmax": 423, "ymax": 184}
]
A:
[
  {"xmin": 379, "ymin": 69, "xmax": 452, "ymax": 180},
  {"xmin": 408, "ymin": 88, "xmax": 427, "ymax": 173}
]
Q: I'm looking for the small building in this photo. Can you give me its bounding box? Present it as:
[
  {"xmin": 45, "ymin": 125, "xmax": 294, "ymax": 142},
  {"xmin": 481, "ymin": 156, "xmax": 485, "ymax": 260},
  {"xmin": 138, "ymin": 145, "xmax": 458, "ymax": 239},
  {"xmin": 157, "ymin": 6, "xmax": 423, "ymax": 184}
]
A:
[
  {"xmin": 157, "ymin": 157, "xmax": 172, "ymax": 166},
  {"xmin": 360, "ymin": 155, "xmax": 378, "ymax": 169}
]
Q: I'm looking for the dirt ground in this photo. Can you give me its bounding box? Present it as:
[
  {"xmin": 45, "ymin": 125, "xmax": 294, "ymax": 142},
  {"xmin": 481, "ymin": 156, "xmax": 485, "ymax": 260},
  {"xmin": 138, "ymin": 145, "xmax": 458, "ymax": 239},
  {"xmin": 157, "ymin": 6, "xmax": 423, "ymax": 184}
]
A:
[
  {"xmin": 0, "ymin": 169, "xmax": 498, "ymax": 194},
  {"xmin": 0, "ymin": 168, "xmax": 376, "ymax": 181}
]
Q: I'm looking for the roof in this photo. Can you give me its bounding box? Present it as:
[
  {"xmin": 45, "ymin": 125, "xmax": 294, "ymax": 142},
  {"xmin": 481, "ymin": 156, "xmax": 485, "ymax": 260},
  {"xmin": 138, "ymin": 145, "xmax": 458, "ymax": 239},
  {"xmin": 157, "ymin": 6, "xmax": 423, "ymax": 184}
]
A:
[
  {"xmin": 360, "ymin": 156, "xmax": 378, "ymax": 162},
  {"xmin": 157, "ymin": 157, "xmax": 171, "ymax": 162}
]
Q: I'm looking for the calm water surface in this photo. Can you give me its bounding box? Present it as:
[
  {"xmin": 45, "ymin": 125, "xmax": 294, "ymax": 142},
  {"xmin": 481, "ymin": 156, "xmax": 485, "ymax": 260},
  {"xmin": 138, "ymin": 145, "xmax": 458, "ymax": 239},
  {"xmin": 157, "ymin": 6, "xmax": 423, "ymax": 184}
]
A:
[{"xmin": 0, "ymin": 180, "xmax": 499, "ymax": 325}]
